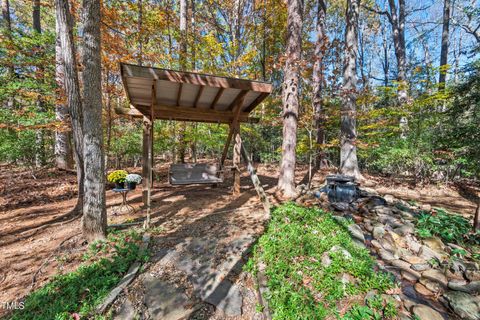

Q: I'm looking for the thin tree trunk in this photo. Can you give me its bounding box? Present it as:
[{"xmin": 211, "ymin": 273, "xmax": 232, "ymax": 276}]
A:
[
  {"xmin": 81, "ymin": 0, "xmax": 106, "ymax": 241},
  {"xmin": 388, "ymin": 0, "xmax": 407, "ymax": 103},
  {"xmin": 439, "ymin": 0, "xmax": 451, "ymax": 90},
  {"xmin": 387, "ymin": 0, "xmax": 408, "ymax": 137},
  {"xmin": 55, "ymin": 25, "xmax": 73, "ymax": 170},
  {"xmin": 312, "ymin": 0, "xmax": 327, "ymax": 169},
  {"xmin": 381, "ymin": 20, "xmax": 389, "ymax": 87},
  {"xmin": 277, "ymin": 0, "xmax": 303, "ymax": 198},
  {"xmin": 137, "ymin": 0, "xmax": 143, "ymax": 66},
  {"xmin": 340, "ymin": 0, "xmax": 362, "ymax": 180},
  {"xmin": 178, "ymin": 0, "xmax": 188, "ymax": 162},
  {"xmin": 474, "ymin": 200, "xmax": 480, "ymax": 232},
  {"xmin": 2, "ymin": 0, "xmax": 15, "ymax": 109},
  {"xmin": 191, "ymin": 0, "xmax": 196, "ymax": 71},
  {"xmin": 55, "ymin": 0, "xmax": 85, "ymax": 215},
  {"xmin": 180, "ymin": 0, "xmax": 188, "ymax": 70},
  {"xmin": 33, "ymin": 0, "xmax": 46, "ymax": 167}
]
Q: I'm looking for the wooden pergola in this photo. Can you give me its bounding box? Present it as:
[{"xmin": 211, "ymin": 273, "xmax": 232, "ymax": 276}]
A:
[{"xmin": 117, "ymin": 63, "xmax": 273, "ymax": 224}]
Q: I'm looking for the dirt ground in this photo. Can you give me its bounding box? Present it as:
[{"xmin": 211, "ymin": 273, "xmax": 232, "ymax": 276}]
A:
[{"xmin": 0, "ymin": 163, "xmax": 478, "ymax": 318}]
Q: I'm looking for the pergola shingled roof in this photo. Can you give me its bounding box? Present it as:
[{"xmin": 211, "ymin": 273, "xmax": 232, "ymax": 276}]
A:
[{"xmin": 117, "ymin": 63, "xmax": 272, "ymax": 124}]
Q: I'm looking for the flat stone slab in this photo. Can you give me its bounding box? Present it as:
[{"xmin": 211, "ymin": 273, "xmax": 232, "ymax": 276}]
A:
[
  {"xmin": 156, "ymin": 235, "xmax": 252, "ymax": 316},
  {"xmin": 143, "ymin": 274, "xmax": 194, "ymax": 320},
  {"xmin": 113, "ymin": 298, "xmax": 136, "ymax": 320}
]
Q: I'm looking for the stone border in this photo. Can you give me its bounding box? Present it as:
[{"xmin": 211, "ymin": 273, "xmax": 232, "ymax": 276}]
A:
[
  {"xmin": 95, "ymin": 232, "xmax": 151, "ymax": 315},
  {"xmin": 256, "ymin": 263, "xmax": 272, "ymax": 320}
]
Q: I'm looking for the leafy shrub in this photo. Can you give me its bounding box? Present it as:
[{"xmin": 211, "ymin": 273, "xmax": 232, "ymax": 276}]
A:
[
  {"xmin": 415, "ymin": 208, "xmax": 472, "ymax": 243},
  {"xmin": 106, "ymin": 170, "xmax": 128, "ymax": 183},
  {"xmin": 363, "ymin": 139, "xmax": 436, "ymax": 180},
  {"xmin": 246, "ymin": 203, "xmax": 395, "ymax": 319}
]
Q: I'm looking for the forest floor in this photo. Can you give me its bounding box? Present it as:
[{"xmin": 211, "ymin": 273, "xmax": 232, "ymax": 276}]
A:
[{"xmin": 0, "ymin": 162, "xmax": 478, "ymax": 318}]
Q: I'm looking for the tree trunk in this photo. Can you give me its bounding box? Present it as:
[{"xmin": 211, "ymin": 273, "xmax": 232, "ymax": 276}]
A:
[
  {"xmin": 2, "ymin": 0, "xmax": 15, "ymax": 109},
  {"xmin": 33, "ymin": 0, "xmax": 46, "ymax": 167},
  {"xmin": 439, "ymin": 0, "xmax": 451, "ymax": 90},
  {"xmin": 474, "ymin": 200, "xmax": 480, "ymax": 232},
  {"xmin": 191, "ymin": 0, "xmax": 196, "ymax": 71},
  {"xmin": 180, "ymin": 0, "xmax": 188, "ymax": 70},
  {"xmin": 55, "ymin": 0, "xmax": 85, "ymax": 214},
  {"xmin": 388, "ymin": 0, "xmax": 407, "ymax": 104},
  {"xmin": 277, "ymin": 0, "xmax": 303, "ymax": 198},
  {"xmin": 137, "ymin": 0, "xmax": 143, "ymax": 65},
  {"xmin": 340, "ymin": 0, "xmax": 362, "ymax": 180},
  {"xmin": 312, "ymin": 0, "xmax": 327, "ymax": 169},
  {"xmin": 381, "ymin": 21, "xmax": 389, "ymax": 87},
  {"xmin": 55, "ymin": 27, "xmax": 73, "ymax": 170},
  {"xmin": 81, "ymin": 0, "xmax": 106, "ymax": 242},
  {"xmin": 177, "ymin": 0, "xmax": 188, "ymax": 162}
]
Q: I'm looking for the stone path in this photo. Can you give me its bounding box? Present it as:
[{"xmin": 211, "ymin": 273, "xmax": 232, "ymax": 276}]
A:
[{"xmin": 109, "ymin": 195, "xmax": 267, "ymax": 320}]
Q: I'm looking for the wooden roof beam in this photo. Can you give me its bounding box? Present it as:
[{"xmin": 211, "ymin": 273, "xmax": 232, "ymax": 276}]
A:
[
  {"xmin": 244, "ymin": 92, "xmax": 269, "ymax": 113},
  {"xmin": 176, "ymin": 83, "xmax": 183, "ymax": 107},
  {"xmin": 210, "ymin": 87, "xmax": 224, "ymax": 109},
  {"xmin": 193, "ymin": 86, "xmax": 204, "ymax": 108},
  {"xmin": 227, "ymin": 90, "xmax": 248, "ymax": 111}
]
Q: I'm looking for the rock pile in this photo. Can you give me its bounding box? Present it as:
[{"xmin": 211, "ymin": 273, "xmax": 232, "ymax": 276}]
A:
[{"xmin": 311, "ymin": 188, "xmax": 480, "ymax": 320}]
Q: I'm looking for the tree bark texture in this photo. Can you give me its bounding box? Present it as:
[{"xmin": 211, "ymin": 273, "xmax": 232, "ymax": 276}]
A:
[
  {"xmin": 340, "ymin": 0, "xmax": 362, "ymax": 180},
  {"xmin": 474, "ymin": 200, "xmax": 480, "ymax": 232},
  {"xmin": 180, "ymin": 0, "xmax": 188, "ymax": 70},
  {"xmin": 55, "ymin": 0, "xmax": 85, "ymax": 214},
  {"xmin": 312, "ymin": 0, "xmax": 327, "ymax": 169},
  {"xmin": 278, "ymin": 0, "xmax": 303, "ymax": 198},
  {"xmin": 55, "ymin": 24, "xmax": 73, "ymax": 170},
  {"xmin": 2, "ymin": 0, "xmax": 15, "ymax": 109},
  {"xmin": 81, "ymin": 0, "xmax": 107, "ymax": 241},
  {"xmin": 387, "ymin": 0, "xmax": 407, "ymax": 104},
  {"xmin": 33, "ymin": 0, "xmax": 46, "ymax": 168},
  {"xmin": 439, "ymin": 0, "xmax": 451, "ymax": 89}
]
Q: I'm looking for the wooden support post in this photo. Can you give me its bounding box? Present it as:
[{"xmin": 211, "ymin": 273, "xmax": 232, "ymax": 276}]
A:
[
  {"xmin": 239, "ymin": 136, "xmax": 271, "ymax": 217},
  {"xmin": 233, "ymin": 122, "xmax": 241, "ymax": 195},
  {"xmin": 142, "ymin": 115, "xmax": 152, "ymax": 207},
  {"xmin": 144, "ymin": 80, "xmax": 156, "ymax": 229},
  {"xmin": 220, "ymin": 127, "xmax": 234, "ymax": 168}
]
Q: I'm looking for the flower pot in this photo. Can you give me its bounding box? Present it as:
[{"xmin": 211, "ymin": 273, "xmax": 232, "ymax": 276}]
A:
[
  {"xmin": 127, "ymin": 182, "xmax": 137, "ymax": 190},
  {"xmin": 115, "ymin": 182, "xmax": 125, "ymax": 189}
]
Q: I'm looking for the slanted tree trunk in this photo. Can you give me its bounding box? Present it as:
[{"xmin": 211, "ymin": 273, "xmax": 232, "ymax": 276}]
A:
[
  {"xmin": 312, "ymin": 0, "xmax": 327, "ymax": 169},
  {"xmin": 277, "ymin": 0, "xmax": 303, "ymax": 198},
  {"xmin": 340, "ymin": 0, "xmax": 362, "ymax": 180},
  {"xmin": 81, "ymin": 0, "xmax": 106, "ymax": 241},
  {"xmin": 55, "ymin": 0, "xmax": 84, "ymax": 214},
  {"xmin": 55, "ymin": 27, "xmax": 73, "ymax": 170},
  {"xmin": 439, "ymin": 0, "xmax": 451, "ymax": 90}
]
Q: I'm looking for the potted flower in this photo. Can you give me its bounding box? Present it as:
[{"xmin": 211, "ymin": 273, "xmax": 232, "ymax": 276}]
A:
[
  {"xmin": 107, "ymin": 170, "xmax": 128, "ymax": 189},
  {"xmin": 126, "ymin": 174, "xmax": 142, "ymax": 190}
]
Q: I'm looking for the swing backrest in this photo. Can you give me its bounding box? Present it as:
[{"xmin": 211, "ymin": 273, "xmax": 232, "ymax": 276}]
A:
[{"xmin": 169, "ymin": 163, "xmax": 223, "ymax": 185}]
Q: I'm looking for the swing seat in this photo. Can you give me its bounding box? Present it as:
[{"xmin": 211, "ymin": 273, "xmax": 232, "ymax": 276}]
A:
[{"xmin": 169, "ymin": 163, "xmax": 223, "ymax": 185}]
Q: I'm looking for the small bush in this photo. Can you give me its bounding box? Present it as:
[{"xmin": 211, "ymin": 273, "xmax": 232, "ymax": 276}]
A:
[{"xmin": 415, "ymin": 208, "xmax": 472, "ymax": 243}]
